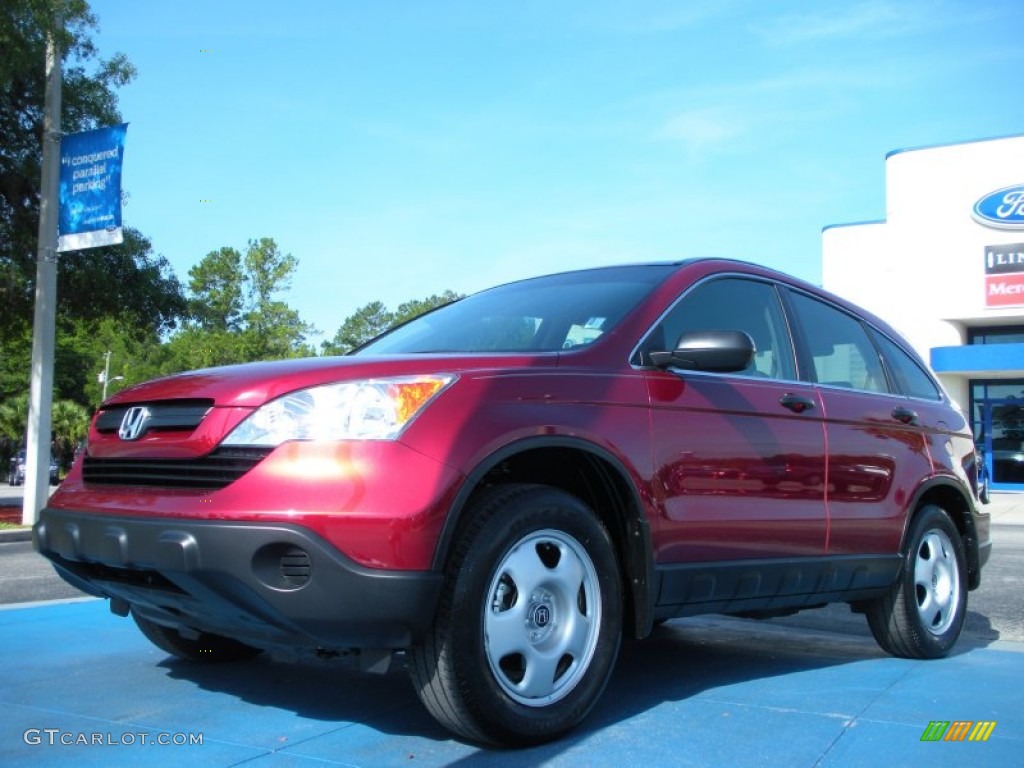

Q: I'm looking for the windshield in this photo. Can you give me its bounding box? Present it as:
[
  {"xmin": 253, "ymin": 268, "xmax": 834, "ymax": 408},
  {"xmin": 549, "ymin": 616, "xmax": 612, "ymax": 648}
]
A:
[{"xmin": 354, "ymin": 265, "xmax": 676, "ymax": 355}]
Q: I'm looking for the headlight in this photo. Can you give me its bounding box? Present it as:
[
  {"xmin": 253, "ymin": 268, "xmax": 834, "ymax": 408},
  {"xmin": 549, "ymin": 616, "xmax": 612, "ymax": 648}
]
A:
[{"xmin": 222, "ymin": 374, "xmax": 455, "ymax": 446}]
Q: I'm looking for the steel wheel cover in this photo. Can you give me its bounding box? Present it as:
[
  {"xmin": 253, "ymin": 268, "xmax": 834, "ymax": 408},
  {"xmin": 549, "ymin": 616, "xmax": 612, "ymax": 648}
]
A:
[
  {"xmin": 913, "ymin": 528, "xmax": 961, "ymax": 636},
  {"xmin": 483, "ymin": 529, "xmax": 602, "ymax": 707}
]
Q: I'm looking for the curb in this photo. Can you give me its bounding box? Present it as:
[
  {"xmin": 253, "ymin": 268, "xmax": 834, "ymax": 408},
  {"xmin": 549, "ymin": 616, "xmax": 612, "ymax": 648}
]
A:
[{"xmin": 0, "ymin": 527, "xmax": 32, "ymax": 543}]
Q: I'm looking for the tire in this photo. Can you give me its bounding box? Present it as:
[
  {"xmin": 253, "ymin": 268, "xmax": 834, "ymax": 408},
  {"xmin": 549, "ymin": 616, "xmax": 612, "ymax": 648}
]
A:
[
  {"xmin": 131, "ymin": 611, "xmax": 263, "ymax": 662},
  {"xmin": 866, "ymin": 505, "xmax": 967, "ymax": 659},
  {"xmin": 411, "ymin": 484, "xmax": 623, "ymax": 746}
]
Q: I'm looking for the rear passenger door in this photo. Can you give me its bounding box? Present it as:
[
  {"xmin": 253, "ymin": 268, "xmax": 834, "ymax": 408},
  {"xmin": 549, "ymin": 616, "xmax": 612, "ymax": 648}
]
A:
[
  {"xmin": 645, "ymin": 277, "xmax": 828, "ymax": 564},
  {"xmin": 868, "ymin": 327, "xmax": 975, "ymax": 508},
  {"xmin": 783, "ymin": 290, "xmax": 933, "ymax": 556}
]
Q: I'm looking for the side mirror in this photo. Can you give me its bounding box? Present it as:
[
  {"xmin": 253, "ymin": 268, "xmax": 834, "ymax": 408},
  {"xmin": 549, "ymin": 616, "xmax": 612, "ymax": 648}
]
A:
[{"xmin": 649, "ymin": 330, "xmax": 756, "ymax": 372}]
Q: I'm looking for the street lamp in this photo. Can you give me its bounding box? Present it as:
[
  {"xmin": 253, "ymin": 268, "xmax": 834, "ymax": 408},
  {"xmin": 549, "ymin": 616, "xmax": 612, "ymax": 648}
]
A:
[{"xmin": 98, "ymin": 351, "xmax": 124, "ymax": 401}]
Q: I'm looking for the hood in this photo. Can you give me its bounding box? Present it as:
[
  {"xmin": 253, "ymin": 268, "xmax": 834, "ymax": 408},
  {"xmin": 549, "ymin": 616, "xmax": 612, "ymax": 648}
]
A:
[
  {"xmin": 86, "ymin": 353, "xmax": 559, "ymax": 460},
  {"xmin": 105, "ymin": 353, "xmax": 560, "ymax": 409}
]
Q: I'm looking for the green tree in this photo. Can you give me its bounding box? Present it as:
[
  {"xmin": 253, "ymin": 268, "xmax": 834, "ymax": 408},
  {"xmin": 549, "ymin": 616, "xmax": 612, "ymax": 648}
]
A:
[
  {"xmin": 50, "ymin": 397, "xmax": 87, "ymax": 469},
  {"xmin": 163, "ymin": 238, "xmax": 314, "ymax": 372},
  {"xmin": 0, "ymin": 393, "xmax": 85, "ymax": 469},
  {"xmin": 161, "ymin": 327, "xmax": 245, "ymax": 372},
  {"xmin": 240, "ymin": 238, "xmax": 314, "ymax": 360},
  {"xmin": 60, "ymin": 315, "xmax": 171, "ymax": 406},
  {"xmin": 393, "ymin": 290, "xmax": 463, "ymax": 326},
  {"xmin": 186, "ymin": 246, "xmax": 243, "ymax": 331},
  {"xmin": 0, "ymin": 229, "xmax": 186, "ymax": 404},
  {"xmin": 58, "ymin": 228, "xmax": 185, "ymax": 337},
  {"xmin": 322, "ymin": 301, "xmax": 394, "ymax": 355},
  {"xmin": 322, "ymin": 291, "xmax": 463, "ymax": 355},
  {"xmin": 0, "ymin": 393, "xmax": 29, "ymax": 468},
  {"xmin": 0, "ymin": 326, "xmax": 32, "ymax": 399},
  {"xmin": 1, "ymin": 2, "xmax": 187, "ymax": 403},
  {"xmin": 1, "ymin": 0, "xmax": 138, "ymax": 346},
  {"xmin": 0, "ymin": 394, "xmax": 28, "ymax": 443}
]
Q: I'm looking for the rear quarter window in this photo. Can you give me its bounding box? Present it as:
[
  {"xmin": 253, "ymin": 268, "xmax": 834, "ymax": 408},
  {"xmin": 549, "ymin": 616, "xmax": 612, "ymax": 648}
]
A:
[{"xmin": 870, "ymin": 329, "xmax": 943, "ymax": 401}]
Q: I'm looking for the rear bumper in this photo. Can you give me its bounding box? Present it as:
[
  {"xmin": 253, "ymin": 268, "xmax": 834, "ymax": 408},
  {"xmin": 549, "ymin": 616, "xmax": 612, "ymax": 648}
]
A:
[{"xmin": 33, "ymin": 507, "xmax": 443, "ymax": 651}]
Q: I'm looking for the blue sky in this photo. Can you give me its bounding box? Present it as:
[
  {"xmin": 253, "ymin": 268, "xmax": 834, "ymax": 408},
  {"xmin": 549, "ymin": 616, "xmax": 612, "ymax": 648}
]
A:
[{"xmin": 87, "ymin": 0, "xmax": 1024, "ymax": 345}]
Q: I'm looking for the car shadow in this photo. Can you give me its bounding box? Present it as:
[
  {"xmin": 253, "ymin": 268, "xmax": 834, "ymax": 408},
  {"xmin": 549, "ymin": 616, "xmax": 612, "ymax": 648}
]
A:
[
  {"xmin": 758, "ymin": 603, "xmax": 1003, "ymax": 655},
  {"xmin": 158, "ymin": 646, "xmax": 440, "ymax": 729},
  {"xmin": 953, "ymin": 609, "xmax": 1001, "ymax": 650},
  {"xmin": 149, "ymin": 610, "xmax": 1000, "ymax": 760}
]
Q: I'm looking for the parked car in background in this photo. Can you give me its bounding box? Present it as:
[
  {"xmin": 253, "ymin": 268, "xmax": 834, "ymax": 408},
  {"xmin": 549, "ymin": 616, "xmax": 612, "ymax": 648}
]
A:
[
  {"xmin": 975, "ymin": 444, "xmax": 991, "ymax": 504},
  {"xmin": 7, "ymin": 450, "xmax": 59, "ymax": 486},
  {"xmin": 34, "ymin": 259, "xmax": 991, "ymax": 746},
  {"xmin": 986, "ymin": 401, "xmax": 1024, "ymax": 485},
  {"xmin": 992, "ymin": 443, "xmax": 1024, "ymax": 483}
]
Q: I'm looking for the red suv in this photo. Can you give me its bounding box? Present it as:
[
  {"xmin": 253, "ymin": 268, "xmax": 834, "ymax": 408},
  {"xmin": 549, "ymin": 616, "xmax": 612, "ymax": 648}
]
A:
[{"xmin": 35, "ymin": 259, "xmax": 991, "ymax": 745}]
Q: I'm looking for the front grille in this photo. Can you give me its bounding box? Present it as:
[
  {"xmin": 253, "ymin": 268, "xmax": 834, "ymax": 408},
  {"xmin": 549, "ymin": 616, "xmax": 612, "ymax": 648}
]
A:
[
  {"xmin": 82, "ymin": 447, "xmax": 272, "ymax": 490},
  {"xmin": 95, "ymin": 399, "xmax": 214, "ymax": 437}
]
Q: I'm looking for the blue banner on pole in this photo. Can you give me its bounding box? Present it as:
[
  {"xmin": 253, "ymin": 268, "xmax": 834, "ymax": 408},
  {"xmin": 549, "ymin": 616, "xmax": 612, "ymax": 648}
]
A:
[{"xmin": 57, "ymin": 123, "xmax": 128, "ymax": 252}]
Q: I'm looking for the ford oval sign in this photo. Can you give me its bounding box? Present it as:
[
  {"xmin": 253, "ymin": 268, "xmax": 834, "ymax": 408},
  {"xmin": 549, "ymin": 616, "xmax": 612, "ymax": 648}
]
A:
[{"xmin": 973, "ymin": 184, "xmax": 1024, "ymax": 229}]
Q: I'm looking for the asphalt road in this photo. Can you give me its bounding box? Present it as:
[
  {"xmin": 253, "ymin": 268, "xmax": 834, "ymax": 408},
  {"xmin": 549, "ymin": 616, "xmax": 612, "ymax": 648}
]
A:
[
  {"xmin": 0, "ymin": 538, "xmax": 89, "ymax": 604},
  {"xmin": 2, "ymin": 521, "xmax": 1022, "ymax": 645}
]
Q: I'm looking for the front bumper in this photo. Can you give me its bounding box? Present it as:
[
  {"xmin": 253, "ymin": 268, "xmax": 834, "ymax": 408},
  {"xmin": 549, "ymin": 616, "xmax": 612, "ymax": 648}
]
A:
[{"xmin": 34, "ymin": 508, "xmax": 443, "ymax": 651}]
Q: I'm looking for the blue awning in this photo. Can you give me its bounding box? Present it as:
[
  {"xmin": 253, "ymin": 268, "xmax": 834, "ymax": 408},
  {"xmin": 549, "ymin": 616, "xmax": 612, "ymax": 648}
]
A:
[{"xmin": 931, "ymin": 343, "xmax": 1024, "ymax": 376}]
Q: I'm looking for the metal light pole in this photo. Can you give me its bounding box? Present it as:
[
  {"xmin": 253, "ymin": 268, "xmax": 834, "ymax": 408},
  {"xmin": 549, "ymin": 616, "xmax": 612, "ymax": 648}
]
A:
[
  {"xmin": 101, "ymin": 350, "xmax": 111, "ymax": 400},
  {"xmin": 99, "ymin": 350, "xmax": 123, "ymax": 401},
  {"xmin": 23, "ymin": 19, "xmax": 62, "ymax": 526}
]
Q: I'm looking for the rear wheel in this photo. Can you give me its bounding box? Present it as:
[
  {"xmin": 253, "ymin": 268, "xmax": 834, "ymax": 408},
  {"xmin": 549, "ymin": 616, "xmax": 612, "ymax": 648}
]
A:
[
  {"xmin": 411, "ymin": 484, "xmax": 623, "ymax": 746},
  {"xmin": 132, "ymin": 612, "xmax": 263, "ymax": 662},
  {"xmin": 866, "ymin": 505, "xmax": 967, "ymax": 659}
]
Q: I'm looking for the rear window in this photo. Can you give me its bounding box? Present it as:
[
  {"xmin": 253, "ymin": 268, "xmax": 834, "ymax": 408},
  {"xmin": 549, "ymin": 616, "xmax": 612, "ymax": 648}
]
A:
[{"xmin": 354, "ymin": 266, "xmax": 675, "ymax": 355}]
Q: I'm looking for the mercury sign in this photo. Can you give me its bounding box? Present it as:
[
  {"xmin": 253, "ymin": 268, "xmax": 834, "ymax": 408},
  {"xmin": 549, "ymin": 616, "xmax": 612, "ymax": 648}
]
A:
[
  {"xmin": 973, "ymin": 184, "xmax": 1024, "ymax": 230},
  {"xmin": 57, "ymin": 124, "xmax": 128, "ymax": 252},
  {"xmin": 985, "ymin": 243, "xmax": 1024, "ymax": 307}
]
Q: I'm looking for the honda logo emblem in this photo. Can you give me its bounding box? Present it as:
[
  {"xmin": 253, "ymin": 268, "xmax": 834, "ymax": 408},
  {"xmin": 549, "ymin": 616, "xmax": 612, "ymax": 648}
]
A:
[{"xmin": 118, "ymin": 406, "xmax": 151, "ymax": 441}]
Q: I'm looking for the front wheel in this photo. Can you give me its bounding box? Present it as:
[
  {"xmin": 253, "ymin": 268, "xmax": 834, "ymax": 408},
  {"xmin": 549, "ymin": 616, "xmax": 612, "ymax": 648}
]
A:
[
  {"xmin": 866, "ymin": 505, "xmax": 967, "ymax": 659},
  {"xmin": 411, "ymin": 484, "xmax": 623, "ymax": 746}
]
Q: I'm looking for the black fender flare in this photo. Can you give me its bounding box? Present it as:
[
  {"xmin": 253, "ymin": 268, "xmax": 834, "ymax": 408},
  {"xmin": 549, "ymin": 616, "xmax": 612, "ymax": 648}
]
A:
[
  {"xmin": 431, "ymin": 435, "xmax": 658, "ymax": 638},
  {"xmin": 899, "ymin": 476, "xmax": 983, "ymax": 590}
]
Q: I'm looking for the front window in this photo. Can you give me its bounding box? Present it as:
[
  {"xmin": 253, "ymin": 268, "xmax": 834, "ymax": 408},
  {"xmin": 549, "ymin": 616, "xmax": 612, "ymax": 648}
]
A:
[
  {"xmin": 637, "ymin": 277, "xmax": 797, "ymax": 379},
  {"xmin": 354, "ymin": 265, "xmax": 676, "ymax": 355}
]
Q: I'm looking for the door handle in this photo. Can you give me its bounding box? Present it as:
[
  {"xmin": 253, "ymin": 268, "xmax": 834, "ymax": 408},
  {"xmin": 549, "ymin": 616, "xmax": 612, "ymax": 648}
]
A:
[
  {"xmin": 892, "ymin": 406, "xmax": 919, "ymax": 425},
  {"xmin": 780, "ymin": 393, "xmax": 816, "ymax": 414}
]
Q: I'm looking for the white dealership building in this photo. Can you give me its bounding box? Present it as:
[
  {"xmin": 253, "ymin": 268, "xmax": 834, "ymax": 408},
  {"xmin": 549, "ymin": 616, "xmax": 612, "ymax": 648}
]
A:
[{"xmin": 822, "ymin": 133, "xmax": 1024, "ymax": 492}]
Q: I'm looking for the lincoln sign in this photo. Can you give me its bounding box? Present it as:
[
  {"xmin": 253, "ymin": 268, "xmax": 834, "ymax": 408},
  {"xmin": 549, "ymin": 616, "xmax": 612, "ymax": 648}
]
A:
[{"xmin": 985, "ymin": 243, "xmax": 1024, "ymax": 308}]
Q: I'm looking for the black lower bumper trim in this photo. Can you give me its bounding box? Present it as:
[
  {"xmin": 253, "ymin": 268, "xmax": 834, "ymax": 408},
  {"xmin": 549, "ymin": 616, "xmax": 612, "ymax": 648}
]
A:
[{"xmin": 34, "ymin": 508, "xmax": 443, "ymax": 651}]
